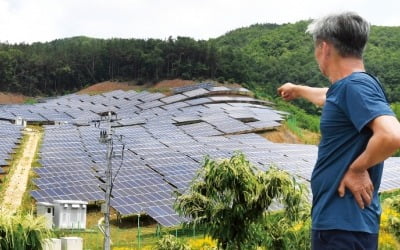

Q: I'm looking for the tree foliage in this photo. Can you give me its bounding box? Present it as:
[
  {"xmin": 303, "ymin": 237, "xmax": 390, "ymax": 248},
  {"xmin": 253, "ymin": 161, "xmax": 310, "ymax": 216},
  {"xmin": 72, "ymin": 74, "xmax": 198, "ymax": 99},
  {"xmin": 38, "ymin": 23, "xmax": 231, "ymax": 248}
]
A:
[
  {"xmin": 1, "ymin": 22, "xmax": 400, "ymax": 115},
  {"xmin": 174, "ymin": 153, "xmax": 310, "ymax": 249},
  {"xmin": 0, "ymin": 36, "xmax": 219, "ymax": 95}
]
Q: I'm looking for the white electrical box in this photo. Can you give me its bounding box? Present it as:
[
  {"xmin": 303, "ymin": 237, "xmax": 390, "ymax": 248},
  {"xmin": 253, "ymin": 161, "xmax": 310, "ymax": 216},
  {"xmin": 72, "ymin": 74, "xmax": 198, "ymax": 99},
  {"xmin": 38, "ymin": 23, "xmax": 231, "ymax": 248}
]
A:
[
  {"xmin": 53, "ymin": 200, "xmax": 88, "ymax": 229},
  {"xmin": 42, "ymin": 238, "xmax": 61, "ymax": 250},
  {"xmin": 60, "ymin": 237, "xmax": 83, "ymax": 250}
]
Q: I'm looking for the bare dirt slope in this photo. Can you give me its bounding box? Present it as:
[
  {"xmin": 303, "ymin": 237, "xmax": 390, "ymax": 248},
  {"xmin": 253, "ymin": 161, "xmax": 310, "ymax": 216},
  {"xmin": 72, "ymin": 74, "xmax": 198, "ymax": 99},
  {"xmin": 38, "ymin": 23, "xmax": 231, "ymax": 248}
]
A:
[
  {"xmin": 153, "ymin": 79, "xmax": 196, "ymax": 89},
  {"xmin": 0, "ymin": 92, "xmax": 28, "ymax": 104},
  {"xmin": 78, "ymin": 79, "xmax": 197, "ymax": 95},
  {"xmin": 77, "ymin": 81, "xmax": 139, "ymax": 95},
  {"xmin": 1, "ymin": 129, "xmax": 40, "ymax": 214},
  {"xmin": 78, "ymin": 79, "xmax": 242, "ymax": 96},
  {"xmin": 0, "ymin": 79, "xmax": 240, "ymax": 103}
]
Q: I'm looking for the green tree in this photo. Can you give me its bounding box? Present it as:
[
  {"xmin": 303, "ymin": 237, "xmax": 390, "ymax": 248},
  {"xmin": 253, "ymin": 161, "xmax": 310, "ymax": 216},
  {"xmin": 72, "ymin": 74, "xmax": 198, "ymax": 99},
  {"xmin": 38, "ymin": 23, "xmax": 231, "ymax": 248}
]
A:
[{"xmin": 174, "ymin": 152, "xmax": 310, "ymax": 250}]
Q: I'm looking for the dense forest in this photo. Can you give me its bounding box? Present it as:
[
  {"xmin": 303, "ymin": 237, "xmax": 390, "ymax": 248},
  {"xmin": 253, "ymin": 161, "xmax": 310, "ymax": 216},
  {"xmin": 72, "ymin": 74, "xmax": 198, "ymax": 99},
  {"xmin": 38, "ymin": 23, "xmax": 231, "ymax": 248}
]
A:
[{"xmin": 1, "ymin": 21, "xmax": 400, "ymax": 106}]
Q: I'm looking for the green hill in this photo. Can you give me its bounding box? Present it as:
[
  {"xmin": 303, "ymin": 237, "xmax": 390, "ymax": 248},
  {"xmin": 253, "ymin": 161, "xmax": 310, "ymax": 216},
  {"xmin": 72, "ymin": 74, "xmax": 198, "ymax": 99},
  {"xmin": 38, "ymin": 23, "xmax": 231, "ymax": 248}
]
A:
[
  {"xmin": 215, "ymin": 21, "xmax": 400, "ymax": 102},
  {"xmin": 1, "ymin": 21, "xmax": 400, "ymax": 105}
]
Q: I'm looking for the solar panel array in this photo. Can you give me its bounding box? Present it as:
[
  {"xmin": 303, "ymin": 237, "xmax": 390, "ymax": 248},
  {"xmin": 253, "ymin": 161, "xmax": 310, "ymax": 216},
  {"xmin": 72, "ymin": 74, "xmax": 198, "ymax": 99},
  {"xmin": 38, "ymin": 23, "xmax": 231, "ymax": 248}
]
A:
[
  {"xmin": 1, "ymin": 83, "xmax": 400, "ymax": 227},
  {"xmin": 32, "ymin": 125, "xmax": 104, "ymax": 202},
  {"xmin": 0, "ymin": 121, "xmax": 23, "ymax": 172}
]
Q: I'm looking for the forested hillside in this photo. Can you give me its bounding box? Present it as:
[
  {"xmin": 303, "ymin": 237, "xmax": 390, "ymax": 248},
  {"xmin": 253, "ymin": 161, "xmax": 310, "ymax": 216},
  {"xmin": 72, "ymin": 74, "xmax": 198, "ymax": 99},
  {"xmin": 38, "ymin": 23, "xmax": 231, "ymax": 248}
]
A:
[
  {"xmin": 215, "ymin": 21, "xmax": 400, "ymax": 111},
  {"xmin": 1, "ymin": 21, "xmax": 400, "ymax": 105}
]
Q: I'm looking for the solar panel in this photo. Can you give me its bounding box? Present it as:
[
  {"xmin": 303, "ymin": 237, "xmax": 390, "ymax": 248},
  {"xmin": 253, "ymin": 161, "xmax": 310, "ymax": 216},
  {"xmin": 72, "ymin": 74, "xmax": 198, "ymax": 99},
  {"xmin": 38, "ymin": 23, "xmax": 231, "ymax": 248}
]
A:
[
  {"xmin": 139, "ymin": 100, "xmax": 165, "ymax": 111},
  {"xmin": 101, "ymin": 90, "xmax": 127, "ymax": 99},
  {"xmin": 181, "ymin": 88, "xmax": 209, "ymax": 98},
  {"xmin": 161, "ymin": 101, "xmax": 190, "ymax": 111},
  {"xmin": 178, "ymin": 122, "xmax": 222, "ymax": 137},
  {"xmin": 145, "ymin": 205, "xmax": 185, "ymax": 227},
  {"xmin": 138, "ymin": 92, "xmax": 165, "ymax": 102},
  {"xmin": 184, "ymin": 97, "xmax": 212, "ymax": 106},
  {"xmin": 173, "ymin": 82, "xmax": 215, "ymax": 94},
  {"xmin": 160, "ymin": 94, "xmax": 188, "ymax": 104}
]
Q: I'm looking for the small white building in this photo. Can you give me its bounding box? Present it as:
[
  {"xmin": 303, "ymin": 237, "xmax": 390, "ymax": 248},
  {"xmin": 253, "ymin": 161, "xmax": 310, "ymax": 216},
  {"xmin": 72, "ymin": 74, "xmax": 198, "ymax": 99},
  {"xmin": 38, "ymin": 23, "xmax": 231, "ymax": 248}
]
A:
[
  {"xmin": 15, "ymin": 116, "xmax": 27, "ymax": 127},
  {"xmin": 53, "ymin": 200, "xmax": 88, "ymax": 229},
  {"xmin": 37, "ymin": 202, "xmax": 54, "ymax": 229}
]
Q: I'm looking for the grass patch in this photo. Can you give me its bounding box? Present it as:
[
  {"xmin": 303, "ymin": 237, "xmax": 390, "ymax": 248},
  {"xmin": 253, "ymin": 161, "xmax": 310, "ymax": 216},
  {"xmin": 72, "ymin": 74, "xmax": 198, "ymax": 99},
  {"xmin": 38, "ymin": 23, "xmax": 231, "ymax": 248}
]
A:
[
  {"xmin": 276, "ymin": 99, "xmax": 320, "ymax": 133},
  {"xmin": 381, "ymin": 189, "xmax": 400, "ymax": 202},
  {"xmin": 24, "ymin": 98, "xmax": 38, "ymax": 104},
  {"xmin": 286, "ymin": 117, "xmax": 303, "ymax": 138},
  {"xmin": 57, "ymin": 208, "xmax": 207, "ymax": 249},
  {"xmin": 284, "ymin": 118, "xmax": 320, "ymax": 145}
]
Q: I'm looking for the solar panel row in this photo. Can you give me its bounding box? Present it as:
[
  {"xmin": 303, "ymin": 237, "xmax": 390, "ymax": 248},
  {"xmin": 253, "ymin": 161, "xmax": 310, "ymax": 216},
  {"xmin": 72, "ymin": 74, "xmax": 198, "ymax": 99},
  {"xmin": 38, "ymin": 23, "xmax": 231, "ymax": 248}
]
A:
[{"xmin": 0, "ymin": 122, "xmax": 23, "ymax": 169}]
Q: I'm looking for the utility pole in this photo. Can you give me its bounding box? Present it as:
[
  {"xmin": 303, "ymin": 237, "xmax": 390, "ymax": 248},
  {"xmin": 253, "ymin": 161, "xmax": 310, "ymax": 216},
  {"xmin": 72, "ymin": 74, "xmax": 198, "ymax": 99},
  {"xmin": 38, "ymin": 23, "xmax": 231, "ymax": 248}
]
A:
[
  {"xmin": 98, "ymin": 110, "xmax": 124, "ymax": 250},
  {"xmin": 99, "ymin": 111, "xmax": 113, "ymax": 250}
]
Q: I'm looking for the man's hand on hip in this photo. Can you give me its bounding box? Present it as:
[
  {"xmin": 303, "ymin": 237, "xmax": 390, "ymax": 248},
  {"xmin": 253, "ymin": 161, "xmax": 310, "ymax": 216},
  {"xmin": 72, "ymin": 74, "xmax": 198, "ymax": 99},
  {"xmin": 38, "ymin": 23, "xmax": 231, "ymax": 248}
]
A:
[{"xmin": 338, "ymin": 168, "xmax": 374, "ymax": 209}]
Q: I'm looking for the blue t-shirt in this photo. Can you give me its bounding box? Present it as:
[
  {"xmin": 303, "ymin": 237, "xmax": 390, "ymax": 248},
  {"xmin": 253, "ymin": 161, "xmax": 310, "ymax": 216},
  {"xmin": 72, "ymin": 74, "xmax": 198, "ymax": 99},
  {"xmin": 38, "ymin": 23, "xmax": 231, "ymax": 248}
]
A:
[{"xmin": 311, "ymin": 72, "xmax": 395, "ymax": 233}]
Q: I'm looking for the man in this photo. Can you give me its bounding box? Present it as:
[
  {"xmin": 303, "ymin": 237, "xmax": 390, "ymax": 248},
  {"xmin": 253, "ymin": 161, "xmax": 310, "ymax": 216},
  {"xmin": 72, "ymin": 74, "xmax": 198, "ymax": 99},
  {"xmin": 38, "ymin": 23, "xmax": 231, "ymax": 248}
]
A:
[{"xmin": 278, "ymin": 12, "xmax": 400, "ymax": 249}]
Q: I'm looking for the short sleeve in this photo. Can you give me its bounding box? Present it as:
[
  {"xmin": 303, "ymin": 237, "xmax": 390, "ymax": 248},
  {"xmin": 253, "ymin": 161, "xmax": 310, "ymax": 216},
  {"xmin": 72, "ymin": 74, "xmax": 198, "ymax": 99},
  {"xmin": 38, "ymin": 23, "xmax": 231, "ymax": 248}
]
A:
[{"xmin": 341, "ymin": 80, "xmax": 394, "ymax": 132}]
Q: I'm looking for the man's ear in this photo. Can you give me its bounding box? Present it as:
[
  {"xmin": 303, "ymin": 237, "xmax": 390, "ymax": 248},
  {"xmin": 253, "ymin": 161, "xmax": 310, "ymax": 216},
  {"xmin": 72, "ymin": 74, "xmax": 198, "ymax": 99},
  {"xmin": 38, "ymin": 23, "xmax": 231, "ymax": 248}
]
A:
[{"xmin": 321, "ymin": 41, "xmax": 332, "ymax": 57}]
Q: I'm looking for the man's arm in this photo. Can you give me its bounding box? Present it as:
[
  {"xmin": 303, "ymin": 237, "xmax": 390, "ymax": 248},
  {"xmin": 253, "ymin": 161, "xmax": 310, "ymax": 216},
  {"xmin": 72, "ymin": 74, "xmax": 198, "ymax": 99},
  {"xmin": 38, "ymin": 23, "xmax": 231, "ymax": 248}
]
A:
[
  {"xmin": 277, "ymin": 83, "xmax": 328, "ymax": 107},
  {"xmin": 338, "ymin": 115, "xmax": 400, "ymax": 209}
]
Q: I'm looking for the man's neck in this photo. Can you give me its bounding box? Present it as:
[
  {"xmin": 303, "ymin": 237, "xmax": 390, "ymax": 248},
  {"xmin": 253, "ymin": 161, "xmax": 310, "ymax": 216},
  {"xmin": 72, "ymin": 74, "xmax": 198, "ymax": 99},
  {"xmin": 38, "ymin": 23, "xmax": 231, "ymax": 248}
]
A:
[{"xmin": 327, "ymin": 57, "xmax": 365, "ymax": 84}]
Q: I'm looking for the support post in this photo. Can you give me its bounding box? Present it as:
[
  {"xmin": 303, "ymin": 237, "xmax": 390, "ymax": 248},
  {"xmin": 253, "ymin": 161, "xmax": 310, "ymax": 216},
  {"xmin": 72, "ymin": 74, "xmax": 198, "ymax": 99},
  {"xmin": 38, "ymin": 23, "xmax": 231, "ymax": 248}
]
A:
[
  {"xmin": 137, "ymin": 214, "xmax": 141, "ymax": 249},
  {"xmin": 103, "ymin": 112, "xmax": 112, "ymax": 250}
]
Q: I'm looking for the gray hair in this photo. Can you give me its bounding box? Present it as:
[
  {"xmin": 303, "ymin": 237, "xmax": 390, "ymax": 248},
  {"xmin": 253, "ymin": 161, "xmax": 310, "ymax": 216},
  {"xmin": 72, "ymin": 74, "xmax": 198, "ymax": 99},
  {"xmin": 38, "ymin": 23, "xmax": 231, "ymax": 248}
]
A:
[{"xmin": 306, "ymin": 12, "xmax": 370, "ymax": 58}]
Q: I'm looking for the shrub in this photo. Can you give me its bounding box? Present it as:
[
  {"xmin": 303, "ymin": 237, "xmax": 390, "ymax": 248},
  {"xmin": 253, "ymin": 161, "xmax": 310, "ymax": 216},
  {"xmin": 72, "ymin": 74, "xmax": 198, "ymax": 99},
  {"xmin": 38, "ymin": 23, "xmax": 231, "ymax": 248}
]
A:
[
  {"xmin": 379, "ymin": 231, "xmax": 400, "ymax": 250},
  {"xmin": 187, "ymin": 236, "xmax": 217, "ymax": 250},
  {"xmin": 0, "ymin": 212, "xmax": 52, "ymax": 250},
  {"xmin": 154, "ymin": 234, "xmax": 190, "ymax": 250},
  {"xmin": 381, "ymin": 196, "xmax": 400, "ymax": 242}
]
